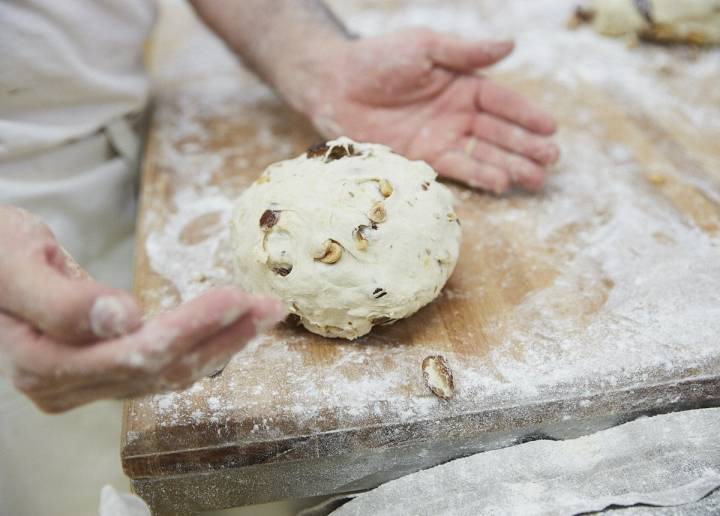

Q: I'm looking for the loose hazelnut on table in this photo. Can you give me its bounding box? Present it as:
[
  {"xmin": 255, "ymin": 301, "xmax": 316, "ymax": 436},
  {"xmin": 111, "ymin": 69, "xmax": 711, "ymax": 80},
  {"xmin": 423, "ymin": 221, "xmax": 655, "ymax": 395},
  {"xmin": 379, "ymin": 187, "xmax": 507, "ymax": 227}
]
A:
[{"xmin": 422, "ymin": 355, "xmax": 455, "ymax": 400}]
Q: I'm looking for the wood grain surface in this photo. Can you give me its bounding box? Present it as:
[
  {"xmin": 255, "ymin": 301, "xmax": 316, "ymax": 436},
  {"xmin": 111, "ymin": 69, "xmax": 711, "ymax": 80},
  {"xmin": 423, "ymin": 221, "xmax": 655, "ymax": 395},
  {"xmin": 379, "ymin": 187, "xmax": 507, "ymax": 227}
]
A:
[{"xmin": 123, "ymin": 1, "xmax": 720, "ymax": 513}]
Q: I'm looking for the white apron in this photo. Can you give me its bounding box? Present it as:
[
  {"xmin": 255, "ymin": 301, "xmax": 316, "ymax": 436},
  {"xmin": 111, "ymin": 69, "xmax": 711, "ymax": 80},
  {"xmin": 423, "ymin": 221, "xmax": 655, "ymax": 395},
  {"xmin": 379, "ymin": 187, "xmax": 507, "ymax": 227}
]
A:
[{"xmin": 0, "ymin": 1, "xmax": 155, "ymax": 515}]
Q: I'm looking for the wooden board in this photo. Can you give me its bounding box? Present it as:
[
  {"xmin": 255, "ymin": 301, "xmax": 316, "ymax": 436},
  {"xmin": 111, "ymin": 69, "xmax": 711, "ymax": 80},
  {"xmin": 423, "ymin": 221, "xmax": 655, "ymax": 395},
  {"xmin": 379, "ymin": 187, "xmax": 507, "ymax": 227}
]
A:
[{"xmin": 123, "ymin": 1, "xmax": 720, "ymax": 513}]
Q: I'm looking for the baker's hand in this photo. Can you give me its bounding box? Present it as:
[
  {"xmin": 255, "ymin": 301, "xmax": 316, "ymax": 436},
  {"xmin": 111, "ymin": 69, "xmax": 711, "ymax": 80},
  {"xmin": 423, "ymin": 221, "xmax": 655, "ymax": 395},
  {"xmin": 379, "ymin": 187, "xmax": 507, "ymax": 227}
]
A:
[
  {"xmin": 306, "ymin": 29, "xmax": 559, "ymax": 193},
  {"xmin": 0, "ymin": 206, "xmax": 286, "ymax": 413}
]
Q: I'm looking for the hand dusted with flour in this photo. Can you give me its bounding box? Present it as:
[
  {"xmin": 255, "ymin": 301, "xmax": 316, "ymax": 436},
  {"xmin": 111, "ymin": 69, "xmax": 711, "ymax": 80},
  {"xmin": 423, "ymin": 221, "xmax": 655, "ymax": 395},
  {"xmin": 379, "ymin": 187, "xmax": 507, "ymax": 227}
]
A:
[{"xmin": 231, "ymin": 138, "xmax": 461, "ymax": 339}]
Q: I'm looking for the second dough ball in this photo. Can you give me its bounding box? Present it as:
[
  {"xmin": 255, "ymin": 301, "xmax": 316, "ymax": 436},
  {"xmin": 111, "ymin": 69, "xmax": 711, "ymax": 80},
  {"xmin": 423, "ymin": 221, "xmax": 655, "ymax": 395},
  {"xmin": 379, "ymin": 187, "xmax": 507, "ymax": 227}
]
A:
[{"xmin": 230, "ymin": 138, "xmax": 461, "ymax": 339}]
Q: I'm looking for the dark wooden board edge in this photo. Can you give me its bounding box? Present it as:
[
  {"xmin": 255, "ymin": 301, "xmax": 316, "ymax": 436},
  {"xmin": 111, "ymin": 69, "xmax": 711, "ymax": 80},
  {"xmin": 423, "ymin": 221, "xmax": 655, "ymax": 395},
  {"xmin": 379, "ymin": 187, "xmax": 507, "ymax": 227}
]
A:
[
  {"xmin": 123, "ymin": 374, "xmax": 720, "ymax": 478},
  {"xmin": 127, "ymin": 374, "xmax": 720, "ymax": 513}
]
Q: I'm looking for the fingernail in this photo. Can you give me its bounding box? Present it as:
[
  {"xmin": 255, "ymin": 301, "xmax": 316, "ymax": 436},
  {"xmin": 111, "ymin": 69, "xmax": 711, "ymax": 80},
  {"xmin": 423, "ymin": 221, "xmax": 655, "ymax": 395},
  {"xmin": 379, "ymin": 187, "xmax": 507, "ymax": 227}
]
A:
[
  {"xmin": 490, "ymin": 40, "xmax": 514, "ymax": 53},
  {"xmin": 253, "ymin": 316, "xmax": 278, "ymax": 336},
  {"xmin": 551, "ymin": 144, "xmax": 561, "ymax": 162},
  {"xmin": 220, "ymin": 306, "xmax": 244, "ymax": 327},
  {"xmin": 90, "ymin": 295, "xmax": 137, "ymax": 339},
  {"xmin": 253, "ymin": 300, "xmax": 287, "ymax": 335},
  {"xmin": 541, "ymin": 144, "xmax": 560, "ymax": 164}
]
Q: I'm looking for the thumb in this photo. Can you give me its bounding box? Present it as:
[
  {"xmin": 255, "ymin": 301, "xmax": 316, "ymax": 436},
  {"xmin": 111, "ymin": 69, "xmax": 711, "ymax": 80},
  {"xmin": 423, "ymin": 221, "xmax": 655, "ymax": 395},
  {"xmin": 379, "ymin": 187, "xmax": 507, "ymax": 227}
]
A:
[
  {"xmin": 0, "ymin": 242, "xmax": 142, "ymax": 344},
  {"xmin": 428, "ymin": 34, "xmax": 514, "ymax": 71}
]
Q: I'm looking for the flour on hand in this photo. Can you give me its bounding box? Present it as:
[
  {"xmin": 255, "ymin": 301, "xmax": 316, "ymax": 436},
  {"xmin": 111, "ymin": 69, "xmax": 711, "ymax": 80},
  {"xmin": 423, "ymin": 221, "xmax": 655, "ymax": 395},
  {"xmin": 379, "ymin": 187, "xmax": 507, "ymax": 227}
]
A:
[{"xmin": 230, "ymin": 138, "xmax": 461, "ymax": 339}]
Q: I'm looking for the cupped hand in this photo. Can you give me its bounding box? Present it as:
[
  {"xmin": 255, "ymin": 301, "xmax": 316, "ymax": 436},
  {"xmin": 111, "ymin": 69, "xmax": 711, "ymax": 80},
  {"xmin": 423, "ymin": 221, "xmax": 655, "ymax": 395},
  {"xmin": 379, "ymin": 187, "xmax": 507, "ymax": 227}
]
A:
[
  {"xmin": 308, "ymin": 28, "xmax": 560, "ymax": 193},
  {"xmin": 0, "ymin": 206, "xmax": 286, "ymax": 413}
]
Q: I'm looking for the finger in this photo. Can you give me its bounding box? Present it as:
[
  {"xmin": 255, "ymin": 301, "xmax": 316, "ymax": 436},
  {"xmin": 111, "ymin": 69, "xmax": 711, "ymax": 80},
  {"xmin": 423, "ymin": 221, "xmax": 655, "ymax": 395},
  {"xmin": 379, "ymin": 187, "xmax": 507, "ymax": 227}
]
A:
[
  {"xmin": 7, "ymin": 270, "xmax": 141, "ymax": 344},
  {"xmin": 473, "ymin": 114, "xmax": 560, "ymax": 165},
  {"xmin": 0, "ymin": 207, "xmax": 89, "ymax": 280},
  {"xmin": 15, "ymin": 287, "xmax": 263, "ymax": 390},
  {"xmin": 193, "ymin": 298, "xmax": 285, "ymax": 379},
  {"xmin": 464, "ymin": 137, "xmax": 545, "ymax": 191},
  {"xmin": 54, "ymin": 246, "xmax": 91, "ymax": 280},
  {"xmin": 159, "ymin": 310, "xmax": 263, "ymax": 389},
  {"xmin": 0, "ymin": 310, "xmax": 40, "ymax": 376},
  {"xmin": 0, "ymin": 236, "xmax": 141, "ymax": 344},
  {"xmin": 476, "ymin": 81, "xmax": 557, "ymax": 135},
  {"xmin": 0, "ymin": 311, "xmax": 87, "ymax": 411},
  {"xmin": 429, "ymin": 34, "xmax": 514, "ymax": 71},
  {"xmin": 75, "ymin": 287, "xmax": 285, "ymax": 377},
  {"xmin": 433, "ymin": 150, "xmax": 510, "ymax": 193},
  {"xmin": 48, "ymin": 294, "xmax": 286, "ymax": 408},
  {"xmin": 11, "ymin": 288, "xmax": 285, "ymax": 412}
]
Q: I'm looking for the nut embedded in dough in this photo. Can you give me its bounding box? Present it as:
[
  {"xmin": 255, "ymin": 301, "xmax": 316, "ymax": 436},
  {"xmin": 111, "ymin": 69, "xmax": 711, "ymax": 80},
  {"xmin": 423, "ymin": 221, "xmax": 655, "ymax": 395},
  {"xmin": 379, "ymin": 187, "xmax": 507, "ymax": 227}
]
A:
[
  {"xmin": 646, "ymin": 173, "xmax": 668, "ymax": 186},
  {"xmin": 316, "ymin": 239, "xmax": 343, "ymax": 264},
  {"xmin": 378, "ymin": 179, "xmax": 394, "ymax": 198},
  {"xmin": 306, "ymin": 141, "xmax": 360, "ymax": 161},
  {"xmin": 371, "ymin": 316, "xmax": 397, "ymax": 326},
  {"xmin": 368, "ymin": 202, "xmax": 387, "ymax": 223},
  {"xmin": 306, "ymin": 142, "xmax": 329, "ymax": 159},
  {"xmin": 259, "ymin": 209, "xmax": 280, "ymax": 230},
  {"xmin": 566, "ymin": 5, "xmax": 596, "ymax": 29},
  {"xmin": 327, "ymin": 143, "xmax": 357, "ymax": 161},
  {"xmin": 353, "ymin": 224, "xmax": 373, "ymax": 251},
  {"xmin": 271, "ymin": 265, "xmax": 292, "ymax": 276},
  {"xmin": 447, "ymin": 212, "xmax": 459, "ymax": 224}
]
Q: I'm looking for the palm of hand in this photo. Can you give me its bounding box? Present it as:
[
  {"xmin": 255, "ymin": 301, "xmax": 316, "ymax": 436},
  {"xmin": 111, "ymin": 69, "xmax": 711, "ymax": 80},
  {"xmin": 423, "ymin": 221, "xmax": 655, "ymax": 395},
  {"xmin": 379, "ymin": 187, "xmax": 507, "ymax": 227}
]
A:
[{"xmin": 317, "ymin": 29, "xmax": 559, "ymax": 193}]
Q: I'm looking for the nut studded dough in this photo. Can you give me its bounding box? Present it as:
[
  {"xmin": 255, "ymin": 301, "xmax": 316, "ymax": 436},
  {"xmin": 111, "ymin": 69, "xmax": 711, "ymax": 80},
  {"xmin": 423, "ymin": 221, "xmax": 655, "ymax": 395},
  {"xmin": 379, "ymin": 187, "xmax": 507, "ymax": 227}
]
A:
[
  {"xmin": 585, "ymin": 0, "xmax": 720, "ymax": 44},
  {"xmin": 230, "ymin": 138, "xmax": 461, "ymax": 339}
]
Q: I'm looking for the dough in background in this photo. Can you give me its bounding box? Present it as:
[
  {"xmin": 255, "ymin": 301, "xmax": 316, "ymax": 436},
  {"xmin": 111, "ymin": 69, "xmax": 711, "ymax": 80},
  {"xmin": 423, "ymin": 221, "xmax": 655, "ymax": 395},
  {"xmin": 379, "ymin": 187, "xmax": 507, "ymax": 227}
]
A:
[
  {"xmin": 230, "ymin": 138, "xmax": 461, "ymax": 340},
  {"xmin": 572, "ymin": 0, "xmax": 720, "ymax": 44}
]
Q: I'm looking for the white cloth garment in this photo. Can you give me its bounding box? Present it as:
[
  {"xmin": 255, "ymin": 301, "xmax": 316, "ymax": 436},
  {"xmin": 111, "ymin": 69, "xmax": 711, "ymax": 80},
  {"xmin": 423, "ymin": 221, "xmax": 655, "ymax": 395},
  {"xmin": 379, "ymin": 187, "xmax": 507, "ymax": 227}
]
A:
[
  {"xmin": 0, "ymin": 1, "xmax": 155, "ymax": 515},
  {"xmin": 0, "ymin": 0, "xmax": 154, "ymax": 275},
  {"xmin": 98, "ymin": 486, "xmax": 152, "ymax": 516}
]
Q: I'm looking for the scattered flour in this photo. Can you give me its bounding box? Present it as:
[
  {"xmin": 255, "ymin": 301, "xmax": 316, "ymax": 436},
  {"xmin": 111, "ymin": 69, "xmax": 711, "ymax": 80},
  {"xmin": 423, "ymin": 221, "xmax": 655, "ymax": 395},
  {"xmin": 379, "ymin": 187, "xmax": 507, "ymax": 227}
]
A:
[{"xmin": 140, "ymin": 0, "xmax": 720, "ymax": 441}]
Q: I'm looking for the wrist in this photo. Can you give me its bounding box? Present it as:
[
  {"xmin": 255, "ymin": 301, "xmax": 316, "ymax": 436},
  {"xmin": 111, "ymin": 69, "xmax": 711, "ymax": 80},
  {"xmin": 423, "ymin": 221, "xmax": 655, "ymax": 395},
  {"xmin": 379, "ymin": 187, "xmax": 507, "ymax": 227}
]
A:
[{"xmin": 270, "ymin": 34, "xmax": 352, "ymax": 126}]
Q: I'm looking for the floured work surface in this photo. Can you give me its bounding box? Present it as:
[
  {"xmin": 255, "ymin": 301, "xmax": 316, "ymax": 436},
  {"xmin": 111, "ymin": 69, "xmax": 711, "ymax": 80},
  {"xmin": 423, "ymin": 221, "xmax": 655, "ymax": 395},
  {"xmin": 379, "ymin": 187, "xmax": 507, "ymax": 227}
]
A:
[{"xmin": 123, "ymin": 1, "xmax": 720, "ymax": 513}]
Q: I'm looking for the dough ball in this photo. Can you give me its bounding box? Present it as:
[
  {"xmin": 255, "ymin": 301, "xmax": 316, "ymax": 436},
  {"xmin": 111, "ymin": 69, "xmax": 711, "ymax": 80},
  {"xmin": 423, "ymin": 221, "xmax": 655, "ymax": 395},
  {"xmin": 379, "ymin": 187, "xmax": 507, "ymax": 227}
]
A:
[
  {"xmin": 585, "ymin": 0, "xmax": 720, "ymax": 44},
  {"xmin": 230, "ymin": 138, "xmax": 461, "ymax": 340},
  {"xmin": 589, "ymin": 0, "xmax": 645, "ymax": 36}
]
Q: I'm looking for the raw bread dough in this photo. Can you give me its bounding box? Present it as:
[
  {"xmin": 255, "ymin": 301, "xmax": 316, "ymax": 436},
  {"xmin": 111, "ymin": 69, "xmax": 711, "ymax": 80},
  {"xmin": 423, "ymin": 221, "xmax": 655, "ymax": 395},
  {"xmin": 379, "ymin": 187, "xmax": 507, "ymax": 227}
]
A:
[
  {"xmin": 230, "ymin": 138, "xmax": 461, "ymax": 339},
  {"xmin": 583, "ymin": 0, "xmax": 720, "ymax": 44}
]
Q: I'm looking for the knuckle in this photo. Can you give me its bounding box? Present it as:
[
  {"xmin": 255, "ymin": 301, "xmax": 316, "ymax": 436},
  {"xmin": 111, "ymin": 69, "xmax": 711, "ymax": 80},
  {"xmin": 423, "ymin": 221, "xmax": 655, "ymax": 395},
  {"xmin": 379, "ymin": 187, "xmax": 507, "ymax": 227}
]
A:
[
  {"xmin": 529, "ymin": 141, "xmax": 556, "ymax": 163},
  {"xmin": 43, "ymin": 297, "xmax": 91, "ymax": 339},
  {"xmin": 161, "ymin": 365, "xmax": 193, "ymax": 388},
  {"xmin": 18, "ymin": 387, "xmax": 72, "ymax": 413},
  {"xmin": 523, "ymin": 170, "xmax": 545, "ymax": 190},
  {"xmin": 119, "ymin": 346, "xmax": 172, "ymax": 376},
  {"xmin": 10, "ymin": 359, "xmax": 58, "ymax": 395},
  {"xmin": 409, "ymin": 26, "xmax": 434, "ymax": 42},
  {"xmin": 494, "ymin": 174, "xmax": 511, "ymax": 193},
  {"xmin": 37, "ymin": 398, "xmax": 73, "ymax": 414},
  {"xmin": 5, "ymin": 206, "xmax": 54, "ymax": 241},
  {"xmin": 12, "ymin": 372, "xmax": 44, "ymax": 394}
]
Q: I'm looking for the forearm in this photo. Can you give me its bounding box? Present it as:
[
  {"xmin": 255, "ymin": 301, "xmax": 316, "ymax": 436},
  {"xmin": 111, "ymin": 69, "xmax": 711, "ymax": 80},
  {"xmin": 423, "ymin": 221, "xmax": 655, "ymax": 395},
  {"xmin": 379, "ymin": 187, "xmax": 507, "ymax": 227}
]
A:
[{"xmin": 190, "ymin": 0, "xmax": 352, "ymax": 115}]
